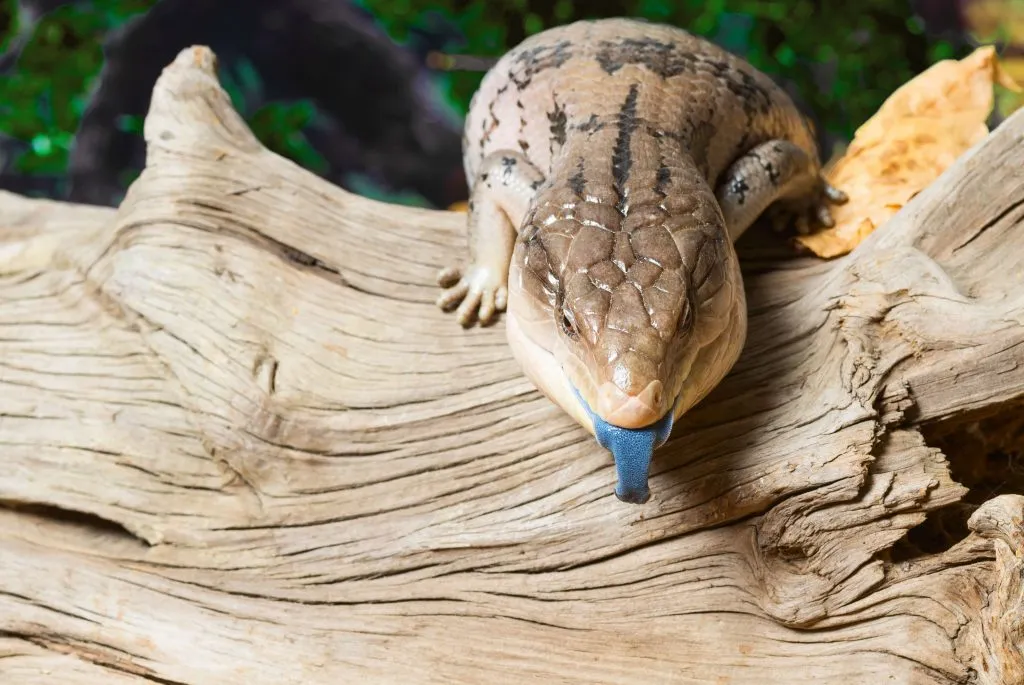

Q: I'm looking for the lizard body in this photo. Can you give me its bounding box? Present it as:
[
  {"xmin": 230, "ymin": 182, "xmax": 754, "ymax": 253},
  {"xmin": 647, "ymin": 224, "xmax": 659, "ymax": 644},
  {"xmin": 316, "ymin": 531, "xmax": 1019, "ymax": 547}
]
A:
[{"xmin": 437, "ymin": 18, "xmax": 845, "ymax": 503}]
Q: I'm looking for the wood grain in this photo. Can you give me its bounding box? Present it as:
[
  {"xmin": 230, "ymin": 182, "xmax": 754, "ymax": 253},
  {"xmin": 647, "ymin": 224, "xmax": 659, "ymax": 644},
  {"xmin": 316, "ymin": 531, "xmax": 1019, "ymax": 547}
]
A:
[{"xmin": 1, "ymin": 46, "xmax": 1022, "ymax": 684}]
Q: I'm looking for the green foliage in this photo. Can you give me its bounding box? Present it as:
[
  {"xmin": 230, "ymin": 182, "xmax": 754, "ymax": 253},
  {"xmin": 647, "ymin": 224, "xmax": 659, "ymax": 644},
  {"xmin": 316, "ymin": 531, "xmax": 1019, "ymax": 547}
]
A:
[
  {"xmin": 0, "ymin": 0, "xmax": 156, "ymax": 173},
  {"xmin": 0, "ymin": 0, "xmax": 325, "ymax": 178},
  {"xmin": 0, "ymin": 0, "xmax": 968, "ymax": 194},
  {"xmin": 249, "ymin": 101, "xmax": 329, "ymax": 174},
  {"xmin": 218, "ymin": 57, "xmax": 328, "ymax": 173},
  {"xmin": 359, "ymin": 0, "xmax": 963, "ymax": 144}
]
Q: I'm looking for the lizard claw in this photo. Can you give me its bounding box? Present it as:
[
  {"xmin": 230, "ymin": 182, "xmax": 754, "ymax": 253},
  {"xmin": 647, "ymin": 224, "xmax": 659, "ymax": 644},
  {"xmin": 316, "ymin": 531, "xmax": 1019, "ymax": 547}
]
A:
[
  {"xmin": 815, "ymin": 203, "xmax": 836, "ymax": 228},
  {"xmin": 769, "ymin": 176, "xmax": 848, "ymax": 235},
  {"xmin": 823, "ymin": 181, "xmax": 848, "ymax": 204},
  {"xmin": 436, "ymin": 264, "xmax": 508, "ymax": 327}
]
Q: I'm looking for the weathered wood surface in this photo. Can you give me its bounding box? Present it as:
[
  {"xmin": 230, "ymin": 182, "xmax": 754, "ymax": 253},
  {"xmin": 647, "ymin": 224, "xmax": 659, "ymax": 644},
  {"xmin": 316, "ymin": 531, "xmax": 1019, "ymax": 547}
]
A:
[{"xmin": 1, "ymin": 46, "xmax": 1022, "ymax": 684}]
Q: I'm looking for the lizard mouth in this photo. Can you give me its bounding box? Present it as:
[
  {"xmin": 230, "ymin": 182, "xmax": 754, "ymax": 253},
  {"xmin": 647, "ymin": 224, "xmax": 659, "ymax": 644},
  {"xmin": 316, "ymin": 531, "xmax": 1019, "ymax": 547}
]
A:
[
  {"xmin": 572, "ymin": 387, "xmax": 676, "ymax": 504},
  {"xmin": 504, "ymin": 295, "xmax": 679, "ymax": 504},
  {"xmin": 595, "ymin": 379, "xmax": 668, "ymax": 429}
]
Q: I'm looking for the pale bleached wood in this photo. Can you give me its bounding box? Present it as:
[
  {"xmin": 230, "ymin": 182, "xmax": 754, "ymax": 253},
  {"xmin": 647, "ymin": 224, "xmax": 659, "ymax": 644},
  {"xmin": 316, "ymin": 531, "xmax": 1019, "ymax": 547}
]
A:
[{"xmin": 1, "ymin": 46, "xmax": 1022, "ymax": 684}]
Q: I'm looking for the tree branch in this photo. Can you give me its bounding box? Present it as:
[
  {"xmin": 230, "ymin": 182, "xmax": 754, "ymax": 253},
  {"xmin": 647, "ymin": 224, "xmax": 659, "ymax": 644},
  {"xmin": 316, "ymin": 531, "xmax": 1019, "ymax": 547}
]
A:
[{"xmin": 1, "ymin": 45, "xmax": 1022, "ymax": 684}]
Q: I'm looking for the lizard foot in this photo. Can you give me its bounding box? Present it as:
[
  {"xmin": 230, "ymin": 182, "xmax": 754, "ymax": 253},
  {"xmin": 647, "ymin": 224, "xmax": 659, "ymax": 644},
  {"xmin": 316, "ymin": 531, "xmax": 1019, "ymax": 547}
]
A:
[
  {"xmin": 769, "ymin": 177, "xmax": 849, "ymax": 235},
  {"xmin": 436, "ymin": 264, "xmax": 508, "ymax": 327}
]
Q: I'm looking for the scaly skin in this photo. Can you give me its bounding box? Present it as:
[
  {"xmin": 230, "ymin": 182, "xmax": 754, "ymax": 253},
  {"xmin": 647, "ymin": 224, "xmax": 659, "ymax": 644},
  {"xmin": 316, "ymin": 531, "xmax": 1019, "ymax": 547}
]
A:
[{"xmin": 437, "ymin": 18, "xmax": 846, "ymax": 503}]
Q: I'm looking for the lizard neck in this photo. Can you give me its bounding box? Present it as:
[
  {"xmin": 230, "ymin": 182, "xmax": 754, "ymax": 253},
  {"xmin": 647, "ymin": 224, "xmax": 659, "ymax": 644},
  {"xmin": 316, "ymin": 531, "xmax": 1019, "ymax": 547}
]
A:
[{"xmin": 545, "ymin": 115, "xmax": 713, "ymax": 223}]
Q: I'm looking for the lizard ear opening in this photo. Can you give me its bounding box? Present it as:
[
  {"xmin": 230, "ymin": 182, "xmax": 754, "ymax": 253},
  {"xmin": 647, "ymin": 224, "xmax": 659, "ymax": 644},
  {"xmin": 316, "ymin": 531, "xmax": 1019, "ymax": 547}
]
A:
[{"xmin": 677, "ymin": 296, "xmax": 694, "ymax": 335}]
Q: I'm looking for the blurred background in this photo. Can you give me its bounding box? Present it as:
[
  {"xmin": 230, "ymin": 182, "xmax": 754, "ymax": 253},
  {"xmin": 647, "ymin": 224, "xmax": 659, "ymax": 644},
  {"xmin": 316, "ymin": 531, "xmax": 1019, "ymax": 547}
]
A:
[{"xmin": 0, "ymin": 0, "xmax": 1021, "ymax": 210}]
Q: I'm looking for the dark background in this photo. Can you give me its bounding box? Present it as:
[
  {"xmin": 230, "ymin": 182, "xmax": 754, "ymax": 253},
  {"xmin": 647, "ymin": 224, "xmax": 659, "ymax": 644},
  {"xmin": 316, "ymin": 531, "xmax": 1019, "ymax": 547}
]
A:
[{"xmin": 0, "ymin": 0, "xmax": 1020, "ymax": 209}]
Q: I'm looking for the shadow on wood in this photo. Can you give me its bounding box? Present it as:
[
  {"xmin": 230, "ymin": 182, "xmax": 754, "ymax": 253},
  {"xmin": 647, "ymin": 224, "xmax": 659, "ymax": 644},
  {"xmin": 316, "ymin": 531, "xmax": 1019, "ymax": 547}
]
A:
[{"xmin": 1, "ymin": 46, "xmax": 1022, "ymax": 684}]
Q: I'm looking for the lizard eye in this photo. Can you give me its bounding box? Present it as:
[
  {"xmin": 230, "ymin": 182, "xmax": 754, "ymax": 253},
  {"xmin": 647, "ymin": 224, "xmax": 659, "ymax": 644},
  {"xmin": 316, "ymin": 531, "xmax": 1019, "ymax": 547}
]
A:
[{"xmin": 559, "ymin": 308, "xmax": 579, "ymax": 340}]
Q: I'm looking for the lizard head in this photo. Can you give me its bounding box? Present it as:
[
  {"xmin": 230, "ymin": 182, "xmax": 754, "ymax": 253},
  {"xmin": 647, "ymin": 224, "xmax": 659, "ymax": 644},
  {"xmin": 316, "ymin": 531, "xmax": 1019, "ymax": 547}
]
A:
[{"xmin": 506, "ymin": 201, "xmax": 745, "ymax": 504}]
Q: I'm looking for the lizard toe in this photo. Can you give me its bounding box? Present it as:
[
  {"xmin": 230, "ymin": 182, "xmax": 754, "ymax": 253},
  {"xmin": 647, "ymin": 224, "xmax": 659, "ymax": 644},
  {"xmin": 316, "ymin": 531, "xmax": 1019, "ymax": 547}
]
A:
[
  {"xmin": 437, "ymin": 281, "xmax": 469, "ymax": 311},
  {"xmin": 437, "ymin": 266, "xmax": 463, "ymax": 288},
  {"xmin": 455, "ymin": 289, "xmax": 483, "ymax": 327},
  {"xmin": 478, "ymin": 290, "xmax": 497, "ymax": 326},
  {"xmin": 816, "ymin": 204, "xmax": 836, "ymax": 228}
]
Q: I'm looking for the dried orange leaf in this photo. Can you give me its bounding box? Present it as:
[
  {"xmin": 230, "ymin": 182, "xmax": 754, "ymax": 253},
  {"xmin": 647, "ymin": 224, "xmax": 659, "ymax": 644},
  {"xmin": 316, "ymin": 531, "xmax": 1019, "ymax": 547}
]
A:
[
  {"xmin": 796, "ymin": 218, "xmax": 876, "ymax": 259},
  {"xmin": 797, "ymin": 46, "xmax": 1021, "ymax": 258}
]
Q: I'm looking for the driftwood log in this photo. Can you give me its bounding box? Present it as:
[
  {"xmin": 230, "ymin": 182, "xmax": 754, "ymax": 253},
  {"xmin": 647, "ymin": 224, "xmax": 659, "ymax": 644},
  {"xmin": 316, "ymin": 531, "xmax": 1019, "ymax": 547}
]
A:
[{"xmin": 1, "ymin": 46, "xmax": 1023, "ymax": 684}]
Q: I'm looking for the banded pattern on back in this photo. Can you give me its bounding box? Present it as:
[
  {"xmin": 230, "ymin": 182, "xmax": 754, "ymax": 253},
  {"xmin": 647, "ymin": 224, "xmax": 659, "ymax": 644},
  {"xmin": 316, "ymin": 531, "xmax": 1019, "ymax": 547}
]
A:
[{"xmin": 460, "ymin": 17, "xmax": 821, "ymax": 415}]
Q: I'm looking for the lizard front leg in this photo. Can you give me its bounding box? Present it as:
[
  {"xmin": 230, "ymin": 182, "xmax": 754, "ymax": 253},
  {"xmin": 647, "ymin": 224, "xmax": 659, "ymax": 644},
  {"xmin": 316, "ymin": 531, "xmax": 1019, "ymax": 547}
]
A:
[
  {"xmin": 715, "ymin": 140, "xmax": 848, "ymax": 242},
  {"xmin": 437, "ymin": 150, "xmax": 544, "ymax": 327}
]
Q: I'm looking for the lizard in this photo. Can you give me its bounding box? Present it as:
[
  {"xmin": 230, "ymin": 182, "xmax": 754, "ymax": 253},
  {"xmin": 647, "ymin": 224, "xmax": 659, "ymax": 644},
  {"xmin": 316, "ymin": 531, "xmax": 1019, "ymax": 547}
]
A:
[{"xmin": 435, "ymin": 17, "xmax": 847, "ymax": 504}]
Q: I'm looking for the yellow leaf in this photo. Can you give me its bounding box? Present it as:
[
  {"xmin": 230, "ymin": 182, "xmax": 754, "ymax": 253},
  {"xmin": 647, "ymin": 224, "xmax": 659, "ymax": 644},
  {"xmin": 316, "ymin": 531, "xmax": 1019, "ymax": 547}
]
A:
[
  {"xmin": 797, "ymin": 46, "xmax": 1021, "ymax": 258},
  {"xmin": 448, "ymin": 201, "xmax": 469, "ymax": 212},
  {"xmin": 797, "ymin": 218, "xmax": 875, "ymax": 259}
]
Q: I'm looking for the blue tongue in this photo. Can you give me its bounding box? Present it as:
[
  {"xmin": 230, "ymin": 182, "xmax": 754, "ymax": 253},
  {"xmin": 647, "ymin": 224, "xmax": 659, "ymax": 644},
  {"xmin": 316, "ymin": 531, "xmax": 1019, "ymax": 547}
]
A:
[{"xmin": 572, "ymin": 389, "xmax": 675, "ymax": 504}]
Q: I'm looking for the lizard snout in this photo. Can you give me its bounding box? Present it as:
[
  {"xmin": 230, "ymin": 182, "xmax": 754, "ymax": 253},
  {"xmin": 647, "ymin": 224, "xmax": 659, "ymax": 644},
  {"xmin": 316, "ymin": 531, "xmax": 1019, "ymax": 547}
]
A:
[{"xmin": 596, "ymin": 379, "xmax": 666, "ymax": 429}]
